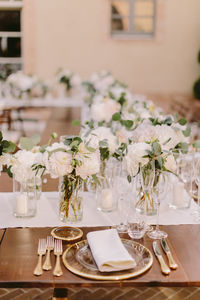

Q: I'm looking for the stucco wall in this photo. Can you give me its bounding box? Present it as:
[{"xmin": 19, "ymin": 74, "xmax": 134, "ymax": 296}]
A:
[{"xmin": 23, "ymin": 0, "xmax": 200, "ymax": 94}]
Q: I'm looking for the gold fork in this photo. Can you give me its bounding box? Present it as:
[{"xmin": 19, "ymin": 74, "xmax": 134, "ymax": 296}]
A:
[
  {"xmin": 53, "ymin": 239, "xmax": 63, "ymax": 276},
  {"xmin": 43, "ymin": 236, "xmax": 54, "ymax": 270},
  {"xmin": 33, "ymin": 239, "xmax": 47, "ymax": 276}
]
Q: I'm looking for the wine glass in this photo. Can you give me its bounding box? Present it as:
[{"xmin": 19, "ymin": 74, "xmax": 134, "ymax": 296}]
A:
[
  {"xmin": 147, "ymin": 171, "xmax": 168, "ymax": 239},
  {"xmin": 193, "ymin": 153, "xmax": 200, "ymax": 222},
  {"xmin": 140, "ymin": 161, "xmax": 155, "ymax": 232}
]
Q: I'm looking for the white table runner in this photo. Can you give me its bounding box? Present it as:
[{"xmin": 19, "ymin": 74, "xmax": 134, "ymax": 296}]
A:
[{"xmin": 0, "ymin": 192, "xmax": 199, "ymax": 229}]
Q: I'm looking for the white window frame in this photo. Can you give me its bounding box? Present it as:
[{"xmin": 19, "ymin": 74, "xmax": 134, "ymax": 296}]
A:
[
  {"xmin": 111, "ymin": 0, "xmax": 156, "ymax": 39},
  {"xmin": 0, "ymin": 0, "xmax": 23, "ymax": 66}
]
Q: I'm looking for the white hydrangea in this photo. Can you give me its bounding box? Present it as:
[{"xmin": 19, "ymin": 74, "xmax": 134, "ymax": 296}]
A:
[{"xmin": 125, "ymin": 143, "xmax": 151, "ymax": 177}]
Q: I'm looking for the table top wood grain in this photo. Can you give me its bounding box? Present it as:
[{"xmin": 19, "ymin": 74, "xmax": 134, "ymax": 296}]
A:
[{"xmin": 0, "ymin": 225, "xmax": 199, "ymax": 288}]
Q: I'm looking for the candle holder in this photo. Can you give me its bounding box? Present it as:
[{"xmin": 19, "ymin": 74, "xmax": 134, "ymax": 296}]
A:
[
  {"xmin": 96, "ymin": 175, "xmax": 117, "ymax": 212},
  {"xmin": 13, "ymin": 177, "xmax": 37, "ymax": 218}
]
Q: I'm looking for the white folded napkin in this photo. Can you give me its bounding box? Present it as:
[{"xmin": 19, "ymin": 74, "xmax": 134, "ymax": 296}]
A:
[{"xmin": 87, "ymin": 229, "xmax": 136, "ymax": 272}]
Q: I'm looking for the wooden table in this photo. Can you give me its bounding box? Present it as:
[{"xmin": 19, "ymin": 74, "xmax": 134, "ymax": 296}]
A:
[{"xmin": 0, "ymin": 225, "xmax": 200, "ymax": 289}]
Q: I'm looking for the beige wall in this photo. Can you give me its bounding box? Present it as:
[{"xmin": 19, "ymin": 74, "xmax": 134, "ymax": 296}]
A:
[{"xmin": 23, "ymin": 0, "xmax": 200, "ymax": 95}]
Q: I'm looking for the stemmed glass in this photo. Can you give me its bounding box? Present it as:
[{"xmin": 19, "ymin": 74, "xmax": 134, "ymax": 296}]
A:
[
  {"xmin": 114, "ymin": 163, "xmax": 131, "ymax": 233},
  {"xmin": 140, "ymin": 161, "xmax": 155, "ymax": 232},
  {"xmin": 193, "ymin": 153, "xmax": 200, "ymax": 222},
  {"xmin": 147, "ymin": 171, "xmax": 168, "ymax": 239}
]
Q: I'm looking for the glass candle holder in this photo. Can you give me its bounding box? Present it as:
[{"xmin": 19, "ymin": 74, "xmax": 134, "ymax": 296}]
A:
[{"xmin": 13, "ymin": 177, "xmax": 37, "ymax": 218}]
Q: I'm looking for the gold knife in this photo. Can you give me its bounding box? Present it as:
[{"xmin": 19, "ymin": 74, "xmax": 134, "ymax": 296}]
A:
[
  {"xmin": 153, "ymin": 241, "xmax": 170, "ymax": 275},
  {"xmin": 161, "ymin": 238, "xmax": 178, "ymax": 270}
]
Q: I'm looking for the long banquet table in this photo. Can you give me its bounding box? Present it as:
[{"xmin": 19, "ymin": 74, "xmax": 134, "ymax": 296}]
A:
[
  {"xmin": 0, "ymin": 179, "xmax": 200, "ymax": 290},
  {"xmin": 0, "ymin": 225, "xmax": 200, "ymax": 288}
]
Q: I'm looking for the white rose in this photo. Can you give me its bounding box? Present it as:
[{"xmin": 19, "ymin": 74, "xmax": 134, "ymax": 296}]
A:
[
  {"xmin": 10, "ymin": 150, "xmax": 41, "ymax": 183},
  {"xmin": 43, "ymin": 150, "xmax": 73, "ymax": 179},
  {"xmin": 76, "ymin": 150, "xmax": 100, "ymax": 179},
  {"xmin": 125, "ymin": 143, "xmax": 151, "ymax": 177}
]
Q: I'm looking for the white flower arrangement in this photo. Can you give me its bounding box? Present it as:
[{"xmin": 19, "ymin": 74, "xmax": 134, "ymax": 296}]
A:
[
  {"xmin": 7, "ymin": 149, "xmax": 43, "ymax": 184},
  {"xmin": 41, "ymin": 137, "xmax": 100, "ymax": 180},
  {"xmin": 56, "ymin": 68, "xmax": 81, "ymax": 92},
  {"xmin": 7, "ymin": 71, "xmax": 37, "ymax": 99}
]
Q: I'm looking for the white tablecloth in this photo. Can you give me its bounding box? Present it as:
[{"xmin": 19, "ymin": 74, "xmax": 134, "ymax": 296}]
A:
[{"xmin": 0, "ymin": 192, "xmax": 198, "ymax": 229}]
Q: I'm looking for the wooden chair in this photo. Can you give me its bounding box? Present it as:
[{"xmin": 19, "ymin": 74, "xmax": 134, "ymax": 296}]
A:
[{"xmin": 0, "ymin": 108, "xmax": 12, "ymax": 130}]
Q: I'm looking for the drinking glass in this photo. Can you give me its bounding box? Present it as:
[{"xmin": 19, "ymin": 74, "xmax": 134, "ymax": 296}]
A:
[
  {"xmin": 193, "ymin": 153, "xmax": 200, "ymax": 222},
  {"xmin": 127, "ymin": 182, "xmax": 146, "ymax": 239},
  {"xmin": 147, "ymin": 172, "xmax": 168, "ymax": 239},
  {"xmin": 114, "ymin": 165, "xmax": 131, "ymax": 233},
  {"xmin": 140, "ymin": 162, "xmax": 155, "ymax": 231}
]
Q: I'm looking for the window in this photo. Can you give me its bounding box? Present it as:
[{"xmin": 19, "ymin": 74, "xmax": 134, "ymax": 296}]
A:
[
  {"xmin": 111, "ymin": 0, "xmax": 156, "ymax": 38},
  {"xmin": 0, "ymin": 0, "xmax": 23, "ymax": 77}
]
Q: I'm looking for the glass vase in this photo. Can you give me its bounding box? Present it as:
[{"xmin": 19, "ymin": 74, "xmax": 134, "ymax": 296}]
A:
[
  {"xmin": 13, "ymin": 177, "xmax": 37, "ymax": 218},
  {"xmin": 59, "ymin": 175, "xmax": 83, "ymax": 223},
  {"xmin": 135, "ymin": 174, "xmax": 157, "ymax": 216}
]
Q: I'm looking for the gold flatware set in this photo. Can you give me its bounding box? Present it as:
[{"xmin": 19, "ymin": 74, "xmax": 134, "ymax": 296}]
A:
[
  {"xmin": 153, "ymin": 238, "xmax": 178, "ymax": 275},
  {"xmin": 34, "ymin": 236, "xmax": 63, "ymax": 277}
]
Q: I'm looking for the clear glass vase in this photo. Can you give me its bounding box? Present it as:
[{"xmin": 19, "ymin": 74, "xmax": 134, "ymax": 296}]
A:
[
  {"xmin": 13, "ymin": 177, "xmax": 37, "ymax": 218},
  {"xmin": 135, "ymin": 173, "xmax": 157, "ymax": 216},
  {"xmin": 59, "ymin": 175, "xmax": 83, "ymax": 223}
]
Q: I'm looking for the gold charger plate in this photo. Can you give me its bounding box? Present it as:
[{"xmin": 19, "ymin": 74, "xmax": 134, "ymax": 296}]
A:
[
  {"xmin": 51, "ymin": 227, "xmax": 83, "ymax": 242},
  {"xmin": 62, "ymin": 239, "xmax": 153, "ymax": 280}
]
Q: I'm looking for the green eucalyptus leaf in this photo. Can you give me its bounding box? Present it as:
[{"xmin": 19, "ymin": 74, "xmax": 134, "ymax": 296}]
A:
[
  {"xmin": 163, "ymin": 117, "xmax": 173, "ymax": 126},
  {"xmin": 19, "ymin": 133, "xmax": 40, "ymax": 151},
  {"xmin": 112, "ymin": 112, "xmax": 121, "ymax": 121},
  {"xmin": 178, "ymin": 118, "xmax": 187, "ymax": 126},
  {"xmin": 20, "ymin": 137, "xmax": 35, "ymax": 151},
  {"xmin": 152, "ymin": 142, "xmax": 162, "ymax": 155},
  {"xmin": 193, "ymin": 140, "xmax": 200, "ymax": 148},
  {"xmin": 127, "ymin": 175, "xmax": 132, "ymax": 183},
  {"xmin": 124, "ymin": 120, "xmax": 133, "ymax": 129},
  {"xmin": 182, "ymin": 126, "xmax": 191, "ymax": 137},
  {"xmin": 175, "ymin": 142, "xmax": 188, "ymax": 154},
  {"xmin": 86, "ymin": 146, "xmax": 96, "ymax": 153},
  {"xmin": 2, "ymin": 141, "xmax": 16, "ymax": 153},
  {"xmin": 72, "ymin": 119, "xmax": 81, "ymax": 127},
  {"xmin": 0, "ymin": 131, "xmax": 2, "ymax": 142}
]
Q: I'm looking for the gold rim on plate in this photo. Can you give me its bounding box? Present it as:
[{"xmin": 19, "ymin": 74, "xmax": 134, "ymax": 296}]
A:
[
  {"xmin": 51, "ymin": 226, "xmax": 83, "ymax": 242},
  {"xmin": 62, "ymin": 239, "xmax": 153, "ymax": 280}
]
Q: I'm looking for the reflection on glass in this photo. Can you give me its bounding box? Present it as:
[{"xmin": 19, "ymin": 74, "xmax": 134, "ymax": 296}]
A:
[
  {"xmin": 0, "ymin": 37, "xmax": 21, "ymax": 57},
  {"xmin": 111, "ymin": 17, "xmax": 129, "ymax": 31},
  {"xmin": 134, "ymin": 17, "xmax": 154, "ymax": 33},
  {"xmin": 112, "ymin": 1, "xmax": 129, "ymax": 17},
  {"xmin": 0, "ymin": 10, "xmax": 21, "ymax": 32},
  {"xmin": 134, "ymin": 0, "xmax": 154, "ymax": 16}
]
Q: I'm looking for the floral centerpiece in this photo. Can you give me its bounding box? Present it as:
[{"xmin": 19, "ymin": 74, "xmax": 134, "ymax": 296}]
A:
[
  {"xmin": 7, "ymin": 71, "xmax": 37, "ymax": 99},
  {"xmin": 38, "ymin": 136, "xmax": 100, "ymax": 222},
  {"xmin": 56, "ymin": 68, "xmax": 81, "ymax": 97},
  {"xmin": 125, "ymin": 117, "xmax": 190, "ymax": 215},
  {"xmin": 82, "ymin": 70, "xmax": 127, "ymax": 106}
]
